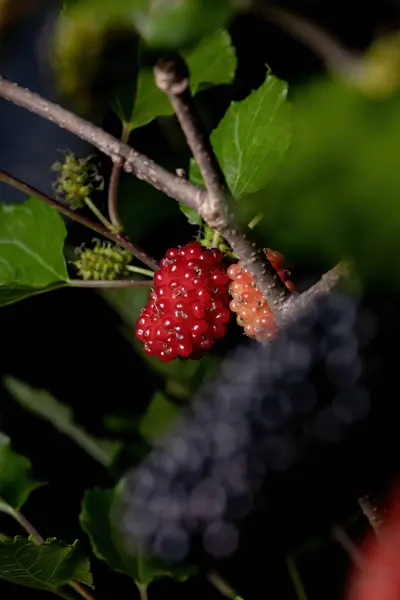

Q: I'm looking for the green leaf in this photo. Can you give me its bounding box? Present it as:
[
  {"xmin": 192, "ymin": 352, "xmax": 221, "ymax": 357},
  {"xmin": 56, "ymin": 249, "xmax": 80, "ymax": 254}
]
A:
[
  {"xmin": 81, "ymin": 487, "xmax": 196, "ymax": 587},
  {"xmin": 0, "ymin": 536, "xmax": 93, "ymax": 591},
  {"xmin": 0, "ymin": 197, "xmax": 68, "ymax": 307},
  {"xmin": 0, "ymin": 283, "xmax": 66, "ymax": 308},
  {"xmin": 139, "ymin": 392, "xmax": 179, "ymax": 442},
  {"xmin": 190, "ymin": 73, "xmax": 291, "ymax": 199},
  {"xmin": 122, "ymin": 29, "xmax": 236, "ymax": 130},
  {"xmin": 241, "ymin": 78, "xmax": 400, "ymax": 287},
  {"xmin": 179, "ymin": 203, "xmax": 202, "ymax": 227},
  {"xmin": 53, "ymin": 0, "xmax": 140, "ymax": 111},
  {"xmin": 4, "ymin": 377, "xmax": 121, "ymax": 468},
  {"xmin": 80, "ymin": 489, "xmax": 126, "ymax": 574},
  {"xmin": 0, "ymin": 433, "xmax": 44, "ymax": 510},
  {"xmin": 127, "ymin": 0, "xmax": 234, "ymax": 49}
]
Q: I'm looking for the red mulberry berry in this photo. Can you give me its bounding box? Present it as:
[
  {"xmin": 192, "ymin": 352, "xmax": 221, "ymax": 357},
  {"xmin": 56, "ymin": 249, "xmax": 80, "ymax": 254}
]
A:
[
  {"xmin": 227, "ymin": 248, "xmax": 295, "ymax": 343},
  {"xmin": 135, "ymin": 241, "xmax": 231, "ymax": 362}
]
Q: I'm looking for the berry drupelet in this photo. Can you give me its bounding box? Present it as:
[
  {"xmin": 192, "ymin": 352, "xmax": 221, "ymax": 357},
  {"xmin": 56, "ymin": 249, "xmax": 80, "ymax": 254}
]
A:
[
  {"xmin": 135, "ymin": 241, "xmax": 231, "ymax": 362},
  {"xmin": 227, "ymin": 249, "xmax": 295, "ymax": 343}
]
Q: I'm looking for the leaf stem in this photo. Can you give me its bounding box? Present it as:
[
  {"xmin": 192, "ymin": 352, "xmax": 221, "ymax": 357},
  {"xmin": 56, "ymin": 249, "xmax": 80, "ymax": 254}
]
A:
[
  {"xmin": 211, "ymin": 230, "xmax": 221, "ymax": 248},
  {"xmin": 206, "ymin": 569, "xmax": 238, "ymax": 599},
  {"xmin": 67, "ymin": 279, "xmax": 152, "ymax": 288},
  {"xmin": 84, "ymin": 197, "xmax": 116, "ymax": 232},
  {"xmin": 135, "ymin": 583, "xmax": 148, "ymax": 600},
  {"xmin": 285, "ymin": 555, "xmax": 310, "ymax": 600},
  {"xmin": 6, "ymin": 506, "xmax": 44, "ymax": 544},
  {"xmin": 126, "ymin": 265, "xmax": 155, "ymax": 277},
  {"xmin": 0, "ymin": 169, "xmax": 159, "ymax": 271},
  {"xmin": 108, "ymin": 124, "xmax": 131, "ymax": 231},
  {"xmin": 69, "ymin": 581, "xmax": 97, "ymax": 600},
  {"xmin": 248, "ymin": 213, "xmax": 263, "ymax": 230},
  {"xmin": 3, "ymin": 503, "xmax": 97, "ymax": 600}
]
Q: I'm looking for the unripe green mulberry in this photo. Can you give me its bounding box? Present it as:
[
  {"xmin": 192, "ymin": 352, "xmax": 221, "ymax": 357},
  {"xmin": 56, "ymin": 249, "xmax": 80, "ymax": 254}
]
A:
[
  {"xmin": 72, "ymin": 240, "xmax": 133, "ymax": 281},
  {"xmin": 52, "ymin": 150, "xmax": 103, "ymax": 209}
]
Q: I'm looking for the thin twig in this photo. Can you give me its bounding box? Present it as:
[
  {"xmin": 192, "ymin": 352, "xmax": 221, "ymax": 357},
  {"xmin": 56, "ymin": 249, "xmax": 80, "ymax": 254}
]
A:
[
  {"xmin": 206, "ymin": 569, "xmax": 238, "ymax": 599},
  {"xmin": 154, "ymin": 57, "xmax": 291, "ymax": 315},
  {"xmin": 285, "ymin": 555, "xmax": 310, "ymax": 600},
  {"xmin": 135, "ymin": 583, "xmax": 148, "ymax": 600},
  {"xmin": 84, "ymin": 196, "xmax": 116, "ymax": 232},
  {"xmin": 0, "ymin": 168, "xmax": 159, "ymax": 271},
  {"xmin": 358, "ymin": 495, "xmax": 383, "ymax": 536},
  {"xmin": 68, "ymin": 279, "xmax": 152, "ymax": 288},
  {"xmin": 0, "ymin": 77, "xmax": 206, "ymax": 211},
  {"xmin": 277, "ymin": 261, "xmax": 350, "ymax": 327},
  {"xmin": 331, "ymin": 525, "xmax": 364, "ymax": 568},
  {"xmin": 254, "ymin": 3, "xmax": 367, "ymax": 82},
  {"xmin": 108, "ymin": 124, "xmax": 131, "ymax": 231},
  {"xmin": 0, "ymin": 79, "xmax": 350, "ymax": 321}
]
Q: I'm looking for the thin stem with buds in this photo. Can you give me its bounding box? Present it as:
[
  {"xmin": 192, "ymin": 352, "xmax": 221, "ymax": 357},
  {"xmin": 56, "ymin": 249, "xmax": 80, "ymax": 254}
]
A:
[
  {"xmin": 0, "ymin": 168, "xmax": 159, "ymax": 271},
  {"xmin": 0, "ymin": 79, "xmax": 349, "ymax": 320},
  {"xmin": 0, "ymin": 77, "xmax": 205, "ymax": 211}
]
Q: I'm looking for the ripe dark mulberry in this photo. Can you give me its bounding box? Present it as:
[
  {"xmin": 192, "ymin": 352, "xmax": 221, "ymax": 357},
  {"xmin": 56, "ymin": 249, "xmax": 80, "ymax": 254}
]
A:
[
  {"xmin": 135, "ymin": 241, "xmax": 231, "ymax": 362},
  {"xmin": 227, "ymin": 248, "xmax": 295, "ymax": 343}
]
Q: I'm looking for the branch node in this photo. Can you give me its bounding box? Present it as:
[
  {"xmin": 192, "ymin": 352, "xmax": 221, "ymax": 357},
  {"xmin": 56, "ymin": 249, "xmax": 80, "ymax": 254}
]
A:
[{"xmin": 154, "ymin": 57, "xmax": 189, "ymax": 95}]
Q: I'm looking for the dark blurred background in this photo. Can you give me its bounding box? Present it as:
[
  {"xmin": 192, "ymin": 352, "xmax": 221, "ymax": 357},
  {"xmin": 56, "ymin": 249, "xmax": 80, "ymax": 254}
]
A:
[{"xmin": 1, "ymin": 1, "xmax": 400, "ymax": 599}]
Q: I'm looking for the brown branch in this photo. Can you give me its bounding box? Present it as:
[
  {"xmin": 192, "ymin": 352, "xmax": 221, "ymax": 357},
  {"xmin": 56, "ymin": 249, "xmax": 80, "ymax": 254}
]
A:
[
  {"xmin": 0, "ymin": 76, "xmax": 350, "ymax": 323},
  {"xmin": 0, "ymin": 168, "xmax": 159, "ymax": 271},
  {"xmin": 108, "ymin": 124, "xmax": 131, "ymax": 231},
  {"xmin": 331, "ymin": 525, "xmax": 364, "ymax": 568},
  {"xmin": 254, "ymin": 3, "xmax": 367, "ymax": 82},
  {"xmin": 154, "ymin": 57, "xmax": 291, "ymax": 314},
  {"xmin": 0, "ymin": 76, "xmax": 206, "ymax": 212},
  {"xmin": 277, "ymin": 261, "xmax": 350, "ymax": 327},
  {"xmin": 358, "ymin": 495, "xmax": 384, "ymax": 536}
]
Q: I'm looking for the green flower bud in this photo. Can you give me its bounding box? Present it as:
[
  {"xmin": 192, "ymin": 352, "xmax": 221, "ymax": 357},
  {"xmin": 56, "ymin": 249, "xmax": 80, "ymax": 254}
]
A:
[
  {"xmin": 52, "ymin": 150, "xmax": 104, "ymax": 209},
  {"xmin": 72, "ymin": 240, "xmax": 133, "ymax": 281}
]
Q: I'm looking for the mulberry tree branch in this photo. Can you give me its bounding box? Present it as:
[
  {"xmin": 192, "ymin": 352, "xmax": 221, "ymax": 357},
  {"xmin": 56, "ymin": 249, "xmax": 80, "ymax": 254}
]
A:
[
  {"xmin": 0, "ymin": 76, "xmax": 206, "ymax": 212},
  {"xmin": 153, "ymin": 56, "xmax": 291, "ymax": 312},
  {"xmin": 0, "ymin": 169, "xmax": 159, "ymax": 271},
  {"xmin": 0, "ymin": 75, "xmax": 349, "ymax": 321}
]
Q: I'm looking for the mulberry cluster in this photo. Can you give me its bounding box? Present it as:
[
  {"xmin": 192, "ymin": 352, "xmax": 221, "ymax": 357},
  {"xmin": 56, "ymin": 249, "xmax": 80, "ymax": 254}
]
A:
[
  {"xmin": 72, "ymin": 240, "xmax": 133, "ymax": 280},
  {"xmin": 135, "ymin": 241, "xmax": 231, "ymax": 362},
  {"xmin": 228, "ymin": 249, "xmax": 295, "ymax": 343}
]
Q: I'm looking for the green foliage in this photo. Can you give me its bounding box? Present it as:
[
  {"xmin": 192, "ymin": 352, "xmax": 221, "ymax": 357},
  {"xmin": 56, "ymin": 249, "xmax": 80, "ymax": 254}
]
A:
[
  {"xmin": 0, "ymin": 197, "xmax": 68, "ymax": 307},
  {"xmin": 138, "ymin": 392, "xmax": 179, "ymax": 442},
  {"xmin": 190, "ymin": 73, "xmax": 291, "ymax": 199},
  {"xmin": 0, "ymin": 536, "xmax": 93, "ymax": 591},
  {"xmin": 0, "ymin": 433, "xmax": 44, "ymax": 511},
  {"xmin": 80, "ymin": 487, "xmax": 196, "ymax": 587},
  {"xmin": 239, "ymin": 78, "xmax": 400, "ymax": 286},
  {"xmin": 122, "ymin": 0, "xmax": 234, "ymax": 49},
  {"xmin": 121, "ymin": 29, "xmax": 237, "ymax": 129},
  {"xmin": 53, "ymin": 0, "xmax": 139, "ymax": 111},
  {"xmin": 3, "ymin": 377, "xmax": 121, "ymax": 468}
]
